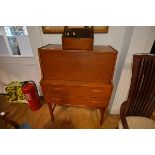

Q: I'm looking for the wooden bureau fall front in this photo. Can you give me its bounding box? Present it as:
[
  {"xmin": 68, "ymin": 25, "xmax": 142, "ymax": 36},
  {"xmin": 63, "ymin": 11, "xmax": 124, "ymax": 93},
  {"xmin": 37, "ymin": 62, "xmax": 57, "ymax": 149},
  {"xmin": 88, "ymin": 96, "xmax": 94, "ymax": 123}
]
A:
[{"xmin": 38, "ymin": 44, "xmax": 117, "ymax": 125}]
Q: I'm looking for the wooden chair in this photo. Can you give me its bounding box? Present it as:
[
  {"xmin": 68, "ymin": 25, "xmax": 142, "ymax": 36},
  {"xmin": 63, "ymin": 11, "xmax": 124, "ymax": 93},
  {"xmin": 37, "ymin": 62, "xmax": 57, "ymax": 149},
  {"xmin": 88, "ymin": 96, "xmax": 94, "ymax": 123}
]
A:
[
  {"xmin": 0, "ymin": 112, "xmax": 31, "ymax": 129},
  {"xmin": 118, "ymin": 54, "xmax": 155, "ymax": 129}
]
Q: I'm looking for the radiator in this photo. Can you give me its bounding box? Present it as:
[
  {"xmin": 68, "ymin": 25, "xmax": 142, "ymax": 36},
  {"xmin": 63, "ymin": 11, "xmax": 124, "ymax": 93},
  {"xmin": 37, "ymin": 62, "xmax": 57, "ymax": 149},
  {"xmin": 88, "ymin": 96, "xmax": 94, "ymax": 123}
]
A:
[{"xmin": 110, "ymin": 62, "xmax": 132, "ymax": 114}]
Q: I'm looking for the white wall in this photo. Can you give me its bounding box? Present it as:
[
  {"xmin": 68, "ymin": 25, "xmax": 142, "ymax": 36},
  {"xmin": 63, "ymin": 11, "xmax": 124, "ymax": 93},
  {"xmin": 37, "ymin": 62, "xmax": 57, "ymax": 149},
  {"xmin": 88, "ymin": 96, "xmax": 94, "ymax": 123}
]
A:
[
  {"xmin": 108, "ymin": 27, "xmax": 134, "ymax": 110},
  {"xmin": 0, "ymin": 27, "xmax": 12, "ymax": 56},
  {"xmin": 0, "ymin": 26, "xmax": 154, "ymax": 114},
  {"xmin": 16, "ymin": 35, "xmax": 33, "ymax": 56},
  {"xmin": 0, "ymin": 35, "xmax": 10, "ymax": 55},
  {"xmin": 0, "ymin": 61, "xmax": 38, "ymax": 91},
  {"xmin": 0, "ymin": 27, "xmax": 43, "ymax": 94},
  {"xmin": 110, "ymin": 26, "xmax": 155, "ymax": 114},
  {"xmin": 0, "ymin": 57, "xmax": 41, "ymax": 94}
]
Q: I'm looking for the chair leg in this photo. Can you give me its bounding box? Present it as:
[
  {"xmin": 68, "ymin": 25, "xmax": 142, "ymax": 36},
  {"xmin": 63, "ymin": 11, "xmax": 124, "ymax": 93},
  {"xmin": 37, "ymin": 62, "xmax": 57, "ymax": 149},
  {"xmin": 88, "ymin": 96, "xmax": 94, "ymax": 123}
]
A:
[
  {"xmin": 47, "ymin": 103, "xmax": 56, "ymax": 121},
  {"xmin": 0, "ymin": 112, "xmax": 20, "ymax": 129},
  {"xmin": 100, "ymin": 108, "xmax": 106, "ymax": 125}
]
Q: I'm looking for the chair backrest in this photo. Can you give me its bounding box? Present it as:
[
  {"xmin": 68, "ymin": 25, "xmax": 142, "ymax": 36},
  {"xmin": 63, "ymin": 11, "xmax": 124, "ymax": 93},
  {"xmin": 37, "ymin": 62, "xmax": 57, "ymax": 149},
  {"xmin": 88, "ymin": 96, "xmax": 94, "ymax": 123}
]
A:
[{"xmin": 125, "ymin": 54, "xmax": 155, "ymax": 117}]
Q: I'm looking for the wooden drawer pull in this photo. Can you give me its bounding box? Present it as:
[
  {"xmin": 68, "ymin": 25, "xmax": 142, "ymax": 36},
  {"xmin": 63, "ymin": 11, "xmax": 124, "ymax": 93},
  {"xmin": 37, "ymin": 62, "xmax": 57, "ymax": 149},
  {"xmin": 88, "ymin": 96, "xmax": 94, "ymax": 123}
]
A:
[
  {"xmin": 53, "ymin": 98, "xmax": 62, "ymax": 101},
  {"xmin": 52, "ymin": 88, "xmax": 62, "ymax": 90},
  {"xmin": 90, "ymin": 100, "xmax": 101, "ymax": 104},
  {"xmin": 90, "ymin": 89, "xmax": 104, "ymax": 93}
]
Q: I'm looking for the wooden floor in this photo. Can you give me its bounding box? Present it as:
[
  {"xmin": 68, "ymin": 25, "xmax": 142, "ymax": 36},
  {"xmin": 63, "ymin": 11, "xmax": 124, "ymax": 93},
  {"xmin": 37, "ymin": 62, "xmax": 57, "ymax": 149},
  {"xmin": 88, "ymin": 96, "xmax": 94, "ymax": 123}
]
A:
[{"xmin": 0, "ymin": 95, "xmax": 120, "ymax": 129}]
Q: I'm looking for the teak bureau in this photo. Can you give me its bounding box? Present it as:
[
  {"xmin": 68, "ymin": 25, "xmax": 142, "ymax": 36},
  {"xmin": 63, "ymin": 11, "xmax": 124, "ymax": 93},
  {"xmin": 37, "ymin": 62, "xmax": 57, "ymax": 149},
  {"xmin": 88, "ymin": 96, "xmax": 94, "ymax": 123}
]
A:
[{"xmin": 38, "ymin": 44, "xmax": 117, "ymax": 125}]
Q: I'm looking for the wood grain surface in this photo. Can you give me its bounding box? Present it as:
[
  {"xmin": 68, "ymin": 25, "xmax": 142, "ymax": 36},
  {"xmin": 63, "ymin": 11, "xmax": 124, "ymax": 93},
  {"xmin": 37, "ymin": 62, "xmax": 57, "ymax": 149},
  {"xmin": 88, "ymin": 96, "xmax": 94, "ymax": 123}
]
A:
[
  {"xmin": 0, "ymin": 95, "xmax": 120, "ymax": 129},
  {"xmin": 39, "ymin": 45, "xmax": 117, "ymax": 125}
]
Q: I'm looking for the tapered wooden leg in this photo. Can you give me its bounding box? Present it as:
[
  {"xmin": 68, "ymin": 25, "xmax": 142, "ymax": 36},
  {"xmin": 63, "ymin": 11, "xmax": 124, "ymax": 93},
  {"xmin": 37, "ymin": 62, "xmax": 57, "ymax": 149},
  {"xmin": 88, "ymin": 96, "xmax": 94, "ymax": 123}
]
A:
[
  {"xmin": 100, "ymin": 108, "xmax": 106, "ymax": 125},
  {"xmin": 47, "ymin": 103, "xmax": 55, "ymax": 121}
]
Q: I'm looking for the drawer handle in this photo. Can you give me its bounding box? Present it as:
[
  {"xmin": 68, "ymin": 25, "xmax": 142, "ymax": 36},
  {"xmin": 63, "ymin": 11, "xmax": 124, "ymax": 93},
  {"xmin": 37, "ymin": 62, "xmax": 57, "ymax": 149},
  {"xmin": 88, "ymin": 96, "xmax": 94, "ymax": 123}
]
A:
[
  {"xmin": 91, "ymin": 89, "xmax": 104, "ymax": 93},
  {"xmin": 52, "ymin": 88, "xmax": 62, "ymax": 90},
  {"xmin": 90, "ymin": 100, "xmax": 101, "ymax": 104},
  {"xmin": 53, "ymin": 98, "xmax": 62, "ymax": 101}
]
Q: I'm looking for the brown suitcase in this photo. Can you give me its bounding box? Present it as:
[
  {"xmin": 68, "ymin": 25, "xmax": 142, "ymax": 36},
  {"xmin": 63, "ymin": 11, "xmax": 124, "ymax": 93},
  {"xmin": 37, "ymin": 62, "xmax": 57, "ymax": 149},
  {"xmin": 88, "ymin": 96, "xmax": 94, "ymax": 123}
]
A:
[{"xmin": 62, "ymin": 26, "xmax": 94, "ymax": 50}]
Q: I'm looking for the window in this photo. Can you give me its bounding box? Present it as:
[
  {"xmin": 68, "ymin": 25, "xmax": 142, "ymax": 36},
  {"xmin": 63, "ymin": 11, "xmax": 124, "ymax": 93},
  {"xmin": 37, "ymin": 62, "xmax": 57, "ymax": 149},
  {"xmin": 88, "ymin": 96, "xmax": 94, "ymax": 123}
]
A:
[{"xmin": 0, "ymin": 26, "xmax": 33, "ymax": 56}]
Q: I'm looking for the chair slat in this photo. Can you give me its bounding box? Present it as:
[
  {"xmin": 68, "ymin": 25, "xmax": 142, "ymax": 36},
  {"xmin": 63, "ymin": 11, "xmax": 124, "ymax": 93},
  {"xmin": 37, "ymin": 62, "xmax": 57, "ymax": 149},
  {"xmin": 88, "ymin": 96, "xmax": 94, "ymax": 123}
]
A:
[{"xmin": 125, "ymin": 54, "xmax": 155, "ymax": 117}]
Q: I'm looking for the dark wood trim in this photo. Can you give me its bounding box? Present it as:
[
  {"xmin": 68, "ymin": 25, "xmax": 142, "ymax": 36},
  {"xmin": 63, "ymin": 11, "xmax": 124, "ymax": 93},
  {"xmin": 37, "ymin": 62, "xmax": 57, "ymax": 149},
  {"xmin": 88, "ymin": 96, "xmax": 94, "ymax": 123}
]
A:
[
  {"xmin": 120, "ymin": 101, "xmax": 129, "ymax": 129},
  {"xmin": 47, "ymin": 103, "xmax": 55, "ymax": 121},
  {"xmin": 100, "ymin": 108, "xmax": 106, "ymax": 125},
  {"xmin": 150, "ymin": 40, "xmax": 155, "ymax": 54},
  {"xmin": 0, "ymin": 114, "xmax": 20, "ymax": 128}
]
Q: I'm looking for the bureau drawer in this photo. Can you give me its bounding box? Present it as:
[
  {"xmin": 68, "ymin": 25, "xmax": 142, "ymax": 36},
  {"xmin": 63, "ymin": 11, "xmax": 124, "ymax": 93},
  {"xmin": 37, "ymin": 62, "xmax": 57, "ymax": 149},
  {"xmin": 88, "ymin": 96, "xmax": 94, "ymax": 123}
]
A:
[
  {"xmin": 41, "ymin": 83, "xmax": 112, "ymax": 99},
  {"xmin": 43, "ymin": 95, "xmax": 109, "ymax": 108}
]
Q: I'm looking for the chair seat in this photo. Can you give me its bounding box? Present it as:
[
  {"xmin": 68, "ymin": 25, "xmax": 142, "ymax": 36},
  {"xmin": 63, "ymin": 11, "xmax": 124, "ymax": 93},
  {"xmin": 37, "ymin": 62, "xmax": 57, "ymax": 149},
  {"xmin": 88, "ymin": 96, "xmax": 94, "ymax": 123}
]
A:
[{"xmin": 118, "ymin": 116, "xmax": 155, "ymax": 129}]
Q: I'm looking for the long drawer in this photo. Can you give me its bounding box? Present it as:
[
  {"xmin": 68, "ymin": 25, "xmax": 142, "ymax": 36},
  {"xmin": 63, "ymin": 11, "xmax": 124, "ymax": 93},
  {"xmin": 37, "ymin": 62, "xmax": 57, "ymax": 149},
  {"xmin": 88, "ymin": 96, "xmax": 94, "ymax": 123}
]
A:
[
  {"xmin": 43, "ymin": 95, "xmax": 109, "ymax": 108},
  {"xmin": 41, "ymin": 83, "xmax": 112, "ymax": 99}
]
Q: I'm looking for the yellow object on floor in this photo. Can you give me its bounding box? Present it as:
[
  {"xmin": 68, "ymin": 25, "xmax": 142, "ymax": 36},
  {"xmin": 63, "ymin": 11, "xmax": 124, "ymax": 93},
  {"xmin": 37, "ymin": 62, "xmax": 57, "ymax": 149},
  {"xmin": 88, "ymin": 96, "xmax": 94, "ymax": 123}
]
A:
[{"xmin": 5, "ymin": 81, "xmax": 27, "ymax": 103}]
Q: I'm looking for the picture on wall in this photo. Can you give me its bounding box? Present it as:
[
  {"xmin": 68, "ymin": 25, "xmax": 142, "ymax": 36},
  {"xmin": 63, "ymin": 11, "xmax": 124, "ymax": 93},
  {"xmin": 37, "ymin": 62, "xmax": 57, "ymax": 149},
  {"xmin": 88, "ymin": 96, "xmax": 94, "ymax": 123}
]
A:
[{"xmin": 42, "ymin": 26, "xmax": 109, "ymax": 34}]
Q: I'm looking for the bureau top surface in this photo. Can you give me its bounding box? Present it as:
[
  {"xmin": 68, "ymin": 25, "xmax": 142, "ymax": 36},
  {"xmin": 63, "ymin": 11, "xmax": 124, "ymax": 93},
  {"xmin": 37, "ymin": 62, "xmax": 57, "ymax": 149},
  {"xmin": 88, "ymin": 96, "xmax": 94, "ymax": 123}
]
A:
[{"xmin": 39, "ymin": 44, "xmax": 117, "ymax": 53}]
